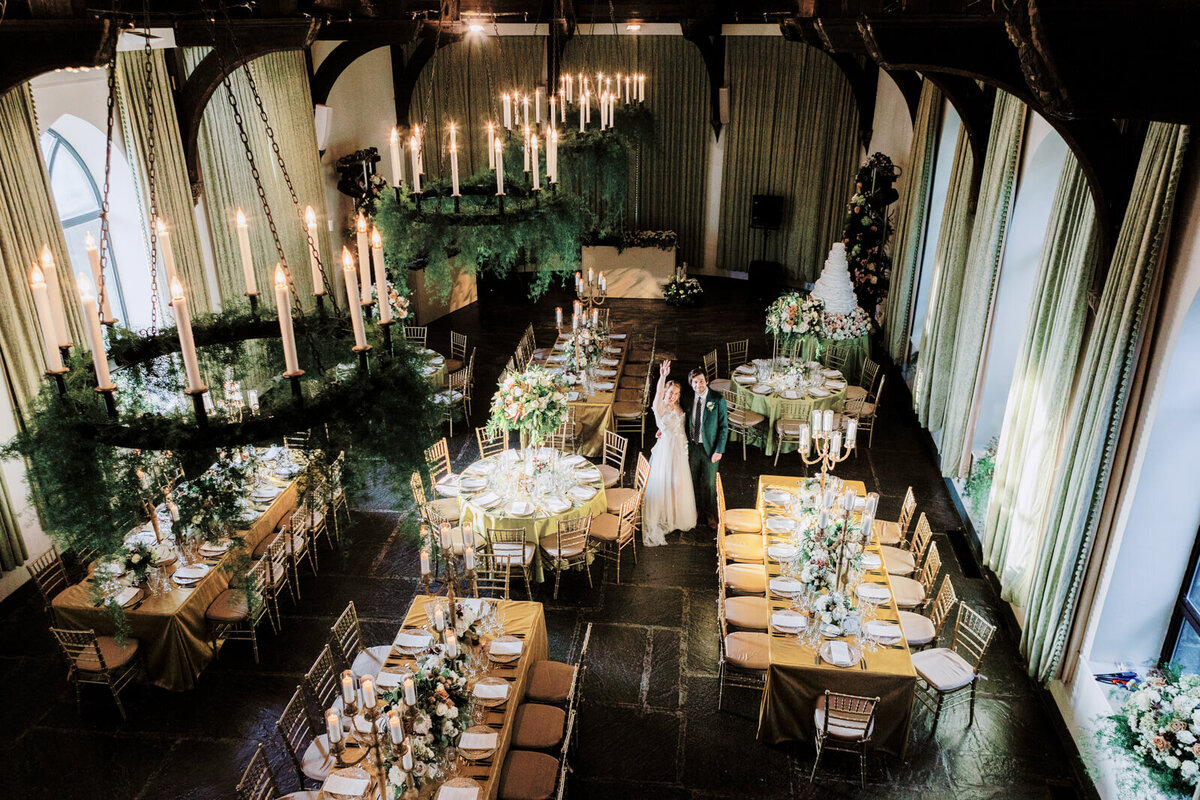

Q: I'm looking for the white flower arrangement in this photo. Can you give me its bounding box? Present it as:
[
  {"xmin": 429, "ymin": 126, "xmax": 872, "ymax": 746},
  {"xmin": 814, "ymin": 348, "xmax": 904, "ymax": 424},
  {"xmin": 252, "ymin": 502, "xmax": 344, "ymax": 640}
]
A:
[
  {"xmin": 485, "ymin": 365, "xmax": 570, "ymax": 445},
  {"xmin": 663, "ymin": 276, "xmax": 703, "ymax": 307},
  {"xmin": 561, "ymin": 327, "xmax": 604, "ymax": 375},
  {"xmin": 811, "ymin": 591, "xmax": 857, "ymax": 631},
  {"xmin": 1110, "ymin": 668, "xmax": 1200, "ymax": 792},
  {"xmin": 821, "ymin": 306, "xmax": 871, "ymax": 340},
  {"xmin": 766, "ymin": 292, "xmax": 825, "ymax": 344},
  {"xmin": 369, "ymin": 279, "xmax": 411, "ymax": 321}
]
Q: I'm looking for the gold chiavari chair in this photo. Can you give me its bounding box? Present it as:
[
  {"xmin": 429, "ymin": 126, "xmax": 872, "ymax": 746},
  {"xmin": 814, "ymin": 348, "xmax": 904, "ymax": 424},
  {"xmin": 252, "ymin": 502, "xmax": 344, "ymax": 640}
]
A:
[
  {"xmin": 716, "ymin": 473, "xmax": 762, "ymax": 534},
  {"xmin": 425, "ymin": 438, "xmax": 454, "ymax": 485},
  {"xmin": 809, "ymin": 690, "xmax": 880, "ymax": 787},
  {"xmin": 403, "ymin": 325, "xmax": 428, "ymax": 348},
  {"xmin": 912, "ymin": 603, "xmax": 997, "ymax": 735},
  {"xmin": 612, "ymin": 368, "xmax": 653, "ymax": 448},
  {"xmin": 716, "ymin": 504, "xmax": 764, "ymax": 565},
  {"xmin": 900, "ymin": 576, "xmax": 958, "ymax": 651},
  {"xmin": 527, "ymin": 622, "xmax": 592, "ymax": 707},
  {"xmin": 845, "ymin": 375, "xmax": 885, "ymax": 450},
  {"xmin": 27, "ymin": 545, "xmax": 69, "ymax": 613},
  {"xmin": 263, "ymin": 534, "xmax": 297, "ymax": 611},
  {"xmin": 305, "ymin": 477, "xmax": 334, "ymax": 555},
  {"xmin": 437, "ymin": 368, "xmax": 470, "ymax": 436},
  {"xmin": 717, "ymin": 560, "xmax": 769, "ymax": 631},
  {"xmin": 549, "ymin": 405, "xmax": 582, "ymax": 454},
  {"xmin": 465, "ymin": 347, "xmax": 478, "ymax": 416},
  {"xmin": 591, "ymin": 491, "xmax": 640, "ymax": 583},
  {"xmin": 329, "ymin": 451, "xmax": 349, "ymax": 532},
  {"xmin": 207, "ymin": 559, "xmax": 275, "ymax": 663},
  {"xmin": 846, "ymin": 357, "xmax": 880, "ymax": 403},
  {"xmin": 703, "ymin": 348, "xmax": 730, "ymax": 395},
  {"xmin": 484, "ymin": 528, "xmax": 536, "ymax": 600},
  {"xmin": 726, "ymin": 392, "xmax": 767, "ymax": 458},
  {"xmin": 893, "ymin": 541, "xmax": 942, "ymax": 611},
  {"xmin": 596, "ymin": 430, "xmax": 628, "ymax": 488},
  {"xmin": 539, "ymin": 515, "xmax": 594, "ymax": 600},
  {"xmin": 498, "ymin": 710, "xmax": 572, "ymax": 800},
  {"xmin": 445, "ymin": 331, "xmax": 468, "ymax": 372},
  {"xmin": 476, "ymin": 426, "xmax": 509, "ymax": 460},
  {"xmin": 329, "ymin": 601, "xmax": 391, "ymax": 678},
  {"xmin": 237, "ymin": 743, "xmax": 317, "ymax": 800},
  {"xmin": 285, "ymin": 507, "xmax": 317, "ymax": 582},
  {"xmin": 881, "ymin": 512, "xmax": 933, "ymax": 577},
  {"xmin": 873, "ymin": 486, "xmax": 916, "ymax": 546},
  {"xmin": 726, "ymin": 338, "xmax": 750, "ymax": 374},
  {"xmin": 821, "ymin": 341, "xmax": 850, "ymax": 372},
  {"xmin": 50, "ymin": 626, "xmax": 142, "ymax": 720},
  {"xmin": 773, "ymin": 396, "xmax": 816, "ymax": 467},
  {"xmin": 302, "ymin": 644, "xmax": 341, "ymax": 721},
  {"xmin": 471, "ymin": 552, "xmax": 511, "ymax": 600},
  {"xmin": 605, "ymin": 451, "xmax": 649, "ymax": 514},
  {"xmin": 277, "ymin": 685, "xmax": 333, "ymax": 786},
  {"xmin": 410, "ymin": 471, "xmax": 461, "ymax": 528},
  {"xmin": 716, "ymin": 587, "xmax": 768, "ymax": 711}
]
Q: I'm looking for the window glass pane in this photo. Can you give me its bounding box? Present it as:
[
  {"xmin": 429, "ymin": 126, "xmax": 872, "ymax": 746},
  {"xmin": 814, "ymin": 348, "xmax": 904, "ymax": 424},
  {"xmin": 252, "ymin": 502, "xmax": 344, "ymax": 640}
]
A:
[
  {"xmin": 1171, "ymin": 620, "xmax": 1200, "ymax": 673},
  {"xmin": 1186, "ymin": 564, "xmax": 1200, "ymax": 608},
  {"xmin": 61, "ymin": 219, "xmax": 125, "ymax": 321},
  {"xmin": 48, "ymin": 145, "xmax": 100, "ymax": 221}
]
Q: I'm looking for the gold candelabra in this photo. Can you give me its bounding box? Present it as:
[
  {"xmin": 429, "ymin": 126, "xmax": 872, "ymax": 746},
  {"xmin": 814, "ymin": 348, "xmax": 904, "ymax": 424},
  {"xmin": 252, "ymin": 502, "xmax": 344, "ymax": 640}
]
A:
[
  {"xmin": 574, "ymin": 269, "xmax": 607, "ymax": 313},
  {"xmin": 797, "ymin": 408, "xmax": 857, "ymax": 488}
]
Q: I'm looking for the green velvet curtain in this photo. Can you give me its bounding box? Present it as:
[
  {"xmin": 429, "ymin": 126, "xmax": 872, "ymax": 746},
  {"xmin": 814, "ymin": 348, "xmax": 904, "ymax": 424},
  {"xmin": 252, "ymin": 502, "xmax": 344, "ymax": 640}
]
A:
[
  {"xmin": 718, "ymin": 37, "xmax": 859, "ymax": 283},
  {"xmin": 117, "ymin": 50, "xmax": 212, "ymax": 311},
  {"xmin": 937, "ymin": 91, "xmax": 1028, "ymax": 477},
  {"xmin": 912, "ymin": 126, "xmax": 975, "ymax": 429},
  {"xmin": 883, "ymin": 81, "xmax": 941, "ymax": 363},
  {"xmin": 1021, "ymin": 122, "xmax": 1190, "ymax": 682},
  {"xmin": 183, "ymin": 48, "xmax": 327, "ymax": 309},
  {"xmin": 982, "ymin": 153, "xmax": 1097, "ymax": 603}
]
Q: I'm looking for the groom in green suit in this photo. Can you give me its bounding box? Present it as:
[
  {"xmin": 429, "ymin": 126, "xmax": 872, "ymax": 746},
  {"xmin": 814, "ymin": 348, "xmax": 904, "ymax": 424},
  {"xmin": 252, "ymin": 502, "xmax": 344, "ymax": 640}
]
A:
[{"xmin": 687, "ymin": 367, "xmax": 729, "ymax": 529}]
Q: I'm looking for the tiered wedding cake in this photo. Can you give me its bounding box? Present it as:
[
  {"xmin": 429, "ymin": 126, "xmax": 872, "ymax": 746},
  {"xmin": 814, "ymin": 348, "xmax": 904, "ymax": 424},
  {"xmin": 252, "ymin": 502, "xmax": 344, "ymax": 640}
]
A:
[{"xmin": 810, "ymin": 243, "xmax": 859, "ymax": 316}]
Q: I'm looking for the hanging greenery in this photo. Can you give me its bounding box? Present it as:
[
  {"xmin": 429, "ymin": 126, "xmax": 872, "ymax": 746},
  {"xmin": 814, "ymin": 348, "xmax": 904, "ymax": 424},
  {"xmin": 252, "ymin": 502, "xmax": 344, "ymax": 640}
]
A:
[{"xmin": 372, "ymin": 107, "xmax": 657, "ymax": 301}]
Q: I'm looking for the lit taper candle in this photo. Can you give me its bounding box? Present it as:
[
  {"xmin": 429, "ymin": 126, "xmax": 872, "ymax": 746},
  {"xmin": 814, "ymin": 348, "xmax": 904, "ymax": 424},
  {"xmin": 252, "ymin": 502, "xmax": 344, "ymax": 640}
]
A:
[
  {"xmin": 495, "ymin": 137, "xmax": 505, "ymax": 195},
  {"xmin": 29, "ymin": 263, "xmax": 64, "ymax": 373},
  {"xmin": 371, "ymin": 227, "xmax": 390, "ymax": 324},
  {"xmin": 341, "ymin": 247, "xmax": 368, "ymax": 351},
  {"xmin": 389, "ymin": 127, "xmax": 403, "ymax": 187},
  {"xmin": 83, "ymin": 233, "xmax": 115, "ymax": 323},
  {"xmin": 75, "ymin": 272, "xmax": 113, "ymax": 390},
  {"xmin": 155, "ymin": 218, "xmax": 180, "ymax": 292},
  {"xmin": 235, "ymin": 208, "xmax": 257, "ymax": 297},
  {"xmin": 274, "ymin": 264, "xmax": 301, "ymax": 377},
  {"xmin": 305, "ymin": 205, "xmax": 324, "ymax": 295},
  {"xmin": 171, "ymin": 276, "xmax": 204, "ymax": 393},
  {"xmin": 355, "ymin": 212, "xmax": 371, "ymax": 303},
  {"xmin": 39, "ymin": 245, "xmax": 72, "ymax": 348}
]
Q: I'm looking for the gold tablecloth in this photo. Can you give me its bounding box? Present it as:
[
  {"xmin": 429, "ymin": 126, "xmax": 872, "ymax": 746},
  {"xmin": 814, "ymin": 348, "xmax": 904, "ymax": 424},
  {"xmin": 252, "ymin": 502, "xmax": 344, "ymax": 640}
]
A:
[
  {"xmin": 419, "ymin": 348, "xmax": 448, "ymax": 387},
  {"xmin": 52, "ymin": 481, "xmax": 299, "ymax": 691},
  {"xmin": 531, "ymin": 331, "xmax": 628, "ymax": 456},
  {"xmin": 754, "ymin": 475, "xmax": 916, "ymax": 757},
  {"xmin": 730, "ymin": 381, "xmax": 847, "ymax": 456},
  {"xmin": 370, "ymin": 596, "xmax": 549, "ymax": 800},
  {"xmin": 458, "ymin": 453, "xmax": 607, "ymax": 582}
]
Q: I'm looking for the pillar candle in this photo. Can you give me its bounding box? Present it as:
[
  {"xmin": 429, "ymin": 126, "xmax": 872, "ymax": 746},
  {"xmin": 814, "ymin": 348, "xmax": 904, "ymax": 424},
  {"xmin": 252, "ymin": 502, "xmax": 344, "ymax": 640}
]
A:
[
  {"xmin": 502, "ymin": 93, "xmax": 512, "ymax": 129},
  {"xmin": 823, "ymin": 408, "xmax": 835, "ymax": 432},
  {"xmin": 409, "ymin": 135, "xmax": 422, "ymax": 193},
  {"xmin": 845, "ymin": 417, "xmax": 858, "ymax": 446},
  {"xmin": 464, "ymin": 544, "xmax": 475, "ymax": 571},
  {"xmin": 274, "ymin": 265, "xmax": 300, "ymax": 376},
  {"xmin": 420, "ymin": 544, "xmax": 431, "ymax": 576},
  {"xmin": 389, "ymin": 127, "xmax": 404, "ymax": 186},
  {"xmin": 29, "ymin": 264, "xmax": 64, "ymax": 372},
  {"xmin": 341, "ymin": 247, "xmax": 368, "ymax": 350},
  {"xmin": 83, "ymin": 233, "xmax": 115, "ymax": 322},
  {"xmin": 403, "ymin": 675, "xmax": 417, "ymax": 706},
  {"xmin": 588, "ymin": 267, "xmax": 594, "ymax": 285},
  {"xmin": 531, "ymin": 135, "xmax": 540, "ymax": 190},
  {"xmin": 487, "ymin": 122, "xmax": 496, "ymax": 168},
  {"xmin": 371, "ymin": 228, "xmax": 390, "ymax": 324},
  {"xmin": 599, "ymin": 272, "xmax": 607, "ymax": 292},
  {"xmin": 171, "ymin": 277, "xmax": 203, "ymax": 392},
  {"xmin": 75, "ymin": 273, "xmax": 113, "ymax": 388},
  {"xmin": 341, "ymin": 670, "xmax": 355, "ymax": 704},
  {"xmin": 388, "ymin": 710, "xmax": 403, "ymax": 744},
  {"xmin": 326, "ymin": 709, "xmax": 343, "ymax": 744},
  {"xmin": 355, "ymin": 212, "xmax": 371, "ymax": 300},
  {"xmin": 401, "ymin": 738, "xmax": 414, "ymax": 770},
  {"xmin": 234, "ymin": 209, "xmax": 257, "ymax": 297},
  {"xmin": 434, "ymin": 603, "xmax": 446, "ymax": 632},
  {"xmin": 39, "ymin": 246, "xmax": 71, "ymax": 348},
  {"xmin": 556, "ymin": 307, "xmax": 563, "ymax": 327},
  {"xmin": 535, "ymin": 88, "xmax": 542, "ymax": 123},
  {"xmin": 360, "ymin": 675, "xmax": 376, "ymax": 709},
  {"xmin": 830, "ymin": 430, "xmax": 842, "ymax": 454},
  {"xmin": 305, "ymin": 206, "xmax": 324, "ymax": 295},
  {"xmin": 575, "ymin": 272, "xmax": 582, "ymax": 293},
  {"xmin": 495, "ymin": 138, "xmax": 505, "ymax": 194},
  {"xmin": 798, "ymin": 423, "xmax": 810, "ymax": 454},
  {"xmin": 810, "ymin": 409, "xmax": 822, "ymax": 434},
  {"xmin": 445, "ymin": 630, "xmax": 459, "ymax": 658},
  {"xmin": 865, "ymin": 492, "xmax": 879, "ymax": 515}
]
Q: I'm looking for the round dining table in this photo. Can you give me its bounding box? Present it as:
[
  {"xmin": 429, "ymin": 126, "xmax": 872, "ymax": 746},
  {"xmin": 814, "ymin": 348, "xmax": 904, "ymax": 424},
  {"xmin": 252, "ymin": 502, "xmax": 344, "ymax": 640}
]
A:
[
  {"xmin": 453, "ymin": 448, "xmax": 608, "ymax": 582},
  {"xmin": 731, "ymin": 360, "xmax": 848, "ymax": 456}
]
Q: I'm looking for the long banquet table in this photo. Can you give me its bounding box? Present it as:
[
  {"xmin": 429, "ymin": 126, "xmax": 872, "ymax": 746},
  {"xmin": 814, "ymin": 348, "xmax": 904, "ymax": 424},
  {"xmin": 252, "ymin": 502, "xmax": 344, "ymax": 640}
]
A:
[
  {"xmin": 754, "ymin": 474, "xmax": 916, "ymax": 757},
  {"xmin": 530, "ymin": 329, "xmax": 628, "ymax": 457},
  {"xmin": 52, "ymin": 477, "xmax": 299, "ymax": 691}
]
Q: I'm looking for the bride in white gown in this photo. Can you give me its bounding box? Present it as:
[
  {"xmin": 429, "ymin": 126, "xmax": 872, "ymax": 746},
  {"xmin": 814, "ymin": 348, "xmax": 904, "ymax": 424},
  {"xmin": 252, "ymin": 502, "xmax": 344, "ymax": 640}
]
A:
[{"xmin": 642, "ymin": 360, "xmax": 697, "ymax": 545}]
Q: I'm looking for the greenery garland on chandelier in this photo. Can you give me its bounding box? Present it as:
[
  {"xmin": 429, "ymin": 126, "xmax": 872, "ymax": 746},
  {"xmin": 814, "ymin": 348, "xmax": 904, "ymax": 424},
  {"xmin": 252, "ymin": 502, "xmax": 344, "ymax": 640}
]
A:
[{"xmin": 372, "ymin": 106, "xmax": 657, "ymax": 300}]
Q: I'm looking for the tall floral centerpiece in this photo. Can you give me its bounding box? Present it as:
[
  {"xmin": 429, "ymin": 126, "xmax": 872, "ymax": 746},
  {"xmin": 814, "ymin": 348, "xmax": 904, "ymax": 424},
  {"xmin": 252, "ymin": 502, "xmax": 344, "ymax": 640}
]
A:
[
  {"xmin": 171, "ymin": 447, "xmax": 259, "ymax": 545},
  {"xmin": 561, "ymin": 325, "xmax": 604, "ymax": 378},
  {"xmin": 1106, "ymin": 666, "xmax": 1200, "ymax": 794},
  {"xmin": 765, "ymin": 292, "xmax": 824, "ymax": 355},
  {"xmin": 486, "ymin": 365, "xmax": 570, "ymax": 449}
]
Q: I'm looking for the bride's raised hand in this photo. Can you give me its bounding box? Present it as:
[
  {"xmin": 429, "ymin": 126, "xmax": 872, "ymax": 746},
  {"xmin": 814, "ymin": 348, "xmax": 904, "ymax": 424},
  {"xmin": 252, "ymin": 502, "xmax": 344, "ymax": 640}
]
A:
[{"xmin": 660, "ymin": 359, "xmax": 671, "ymax": 377}]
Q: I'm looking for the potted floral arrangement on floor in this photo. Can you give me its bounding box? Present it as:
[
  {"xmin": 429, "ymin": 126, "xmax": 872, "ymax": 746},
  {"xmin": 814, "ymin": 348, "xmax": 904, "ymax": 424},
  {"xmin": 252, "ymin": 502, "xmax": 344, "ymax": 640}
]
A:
[
  {"xmin": 1102, "ymin": 666, "xmax": 1200, "ymax": 796},
  {"xmin": 663, "ymin": 275, "xmax": 704, "ymax": 307}
]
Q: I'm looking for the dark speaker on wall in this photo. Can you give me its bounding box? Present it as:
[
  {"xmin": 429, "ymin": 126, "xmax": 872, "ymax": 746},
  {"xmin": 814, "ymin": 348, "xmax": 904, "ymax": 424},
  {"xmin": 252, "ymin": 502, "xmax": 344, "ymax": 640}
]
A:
[{"xmin": 750, "ymin": 194, "xmax": 785, "ymax": 230}]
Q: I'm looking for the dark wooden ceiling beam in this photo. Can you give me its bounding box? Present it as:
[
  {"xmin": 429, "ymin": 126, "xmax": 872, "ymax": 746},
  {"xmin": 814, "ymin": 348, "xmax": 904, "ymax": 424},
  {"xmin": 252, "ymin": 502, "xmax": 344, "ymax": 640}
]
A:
[
  {"xmin": 884, "ymin": 68, "xmax": 923, "ymax": 125},
  {"xmin": 310, "ymin": 37, "xmax": 407, "ymax": 107},
  {"xmin": 0, "ymin": 19, "xmax": 120, "ymax": 99}
]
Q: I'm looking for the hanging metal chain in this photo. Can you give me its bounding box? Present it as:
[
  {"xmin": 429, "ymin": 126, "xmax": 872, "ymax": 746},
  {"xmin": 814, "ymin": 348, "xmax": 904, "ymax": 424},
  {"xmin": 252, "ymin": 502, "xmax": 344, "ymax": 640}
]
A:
[
  {"xmin": 96, "ymin": 52, "xmax": 118, "ymax": 321},
  {"xmin": 141, "ymin": 2, "xmax": 162, "ymax": 333}
]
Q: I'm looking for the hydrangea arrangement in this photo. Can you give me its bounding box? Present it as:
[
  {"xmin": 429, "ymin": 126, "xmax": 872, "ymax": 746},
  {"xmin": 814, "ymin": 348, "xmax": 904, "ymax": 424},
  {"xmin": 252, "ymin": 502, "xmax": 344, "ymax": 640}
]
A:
[
  {"xmin": 485, "ymin": 366, "xmax": 570, "ymax": 446},
  {"xmin": 766, "ymin": 292, "xmax": 825, "ymax": 347},
  {"xmin": 1108, "ymin": 666, "xmax": 1200, "ymax": 792},
  {"xmin": 663, "ymin": 276, "xmax": 703, "ymax": 307},
  {"xmin": 369, "ymin": 279, "xmax": 411, "ymax": 322},
  {"xmin": 812, "ymin": 590, "xmax": 857, "ymax": 634}
]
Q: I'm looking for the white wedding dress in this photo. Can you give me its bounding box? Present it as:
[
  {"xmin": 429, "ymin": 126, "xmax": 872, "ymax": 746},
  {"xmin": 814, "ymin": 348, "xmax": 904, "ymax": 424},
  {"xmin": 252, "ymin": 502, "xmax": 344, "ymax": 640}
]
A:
[{"xmin": 642, "ymin": 400, "xmax": 697, "ymax": 545}]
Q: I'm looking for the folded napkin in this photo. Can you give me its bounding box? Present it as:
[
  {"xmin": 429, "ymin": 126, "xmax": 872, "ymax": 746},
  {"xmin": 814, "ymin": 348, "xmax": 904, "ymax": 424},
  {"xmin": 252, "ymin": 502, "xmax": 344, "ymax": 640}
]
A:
[
  {"xmin": 323, "ymin": 773, "xmax": 370, "ymax": 797},
  {"xmin": 765, "ymin": 516, "xmax": 796, "ymax": 533},
  {"xmin": 762, "ymin": 489, "xmax": 793, "ymax": 505},
  {"xmin": 866, "ymin": 621, "xmax": 902, "ymax": 641},
  {"xmin": 600, "ymin": 358, "xmax": 620, "ymax": 366},
  {"xmin": 506, "ymin": 501, "xmax": 533, "ymax": 516},
  {"xmin": 200, "ymin": 541, "xmax": 231, "ymax": 555},
  {"xmin": 542, "ymin": 497, "xmax": 571, "ymax": 514},
  {"xmin": 781, "ymin": 390, "xmax": 801, "ymax": 399},
  {"xmin": 395, "ymin": 630, "xmax": 432, "ymax": 649},
  {"xmin": 766, "ymin": 543, "xmax": 799, "ymax": 561},
  {"xmin": 438, "ymin": 474, "xmax": 461, "ymax": 487},
  {"xmin": 568, "ymin": 486, "xmax": 597, "ymax": 501},
  {"xmin": 473, "ymin": 492, "xmax": 501, "ymax": 509},
  {"xmin": 437, "ymin": 786, "xmax": 479, "ymax": 800},
  {"xmin": 593, "ymin": 382, "xmax": 615, "ymax": 391},
  {"xmin": 490, "ymin": 638, "xmax": 523, "ymax": 656},
  {"xmin": 770, "ymin": 576, "xmax": 804, "ymax": 595},
  {"xmin": 825, "ymin": 380, "xmax": 847, "ymax": 389},
  {"xmin": 771, "ymin": 610, "xmax": 807, "ymax": 631},
  {"xmin": 808, "ymin": 387, "xmax": 830, "ymax": 397},
  {"xmin": 375, "ymin": 670, "xmax": 405, "ymax": 688},
  {"xmin": 459, "ymin": 477, "xmax": 487, "ymax": 492},
  {"xmin": 459, "ymin": 731, "xmax": 498, "ymax": 751},
  {"xmin": 857, "ymin": 583, "xmax": 891, "ymax": 603},
  {"xmin": 822, "ymin": 369, "xmax": 843, "ymax": 378},
  {"xmin": 422, "ymin": 365, "xmax": 439, "ymax": 375},
  {"xmin": 828, "ymin": 641, "xmax": 854, "ymax": 667},
  {"xmin": 860, "ymin": 552, "xmax": 882, "ymax": 569},
  {"xmin": 464, "ymin": 462, "xmax": 493, "ymax": 476},
  {"xmin": 473, "ymin": 681, "xmax": 509, "ymax": 700},
  {"xmin": 547, "ymin": 354, "xmax": 568, "ymax": 363},
  {"xmin": 173, "ymin": 565, "xmax": 210, "ymax": 582},
  {"xmin": 608, "ymin": 333, "xmax": 627, "ymax": 339},
  {"xmin": 113, "ymin": 586, "xmax": 141, "ymax": 608},
  {"xmin": 428, "ymin": 356, "xmax": 445, "ymax": 365},
  {"xmin": 562, "ymin": 454, "xmax": 587, "ymax": 467},
  {"xmin": 435, "ymin": 483, "xmax": 460, "ymax": 497},
  {"xmin": 567, "ymin": 391, "xmax": 582, "ymax": 402},
  {"xmin": 736, "ymin": 364, "xmax": 756, "ymax": 374},
  {"xmin": 734, "ymin": 375, "xmax": 756, "ymax": 384},
  {"xmin": 575, "ymin": 466, "xmax": 602, "ymax": 480},
  {"xmin": 604, "ymin": 346, "xmax": 622, "ymax": 354},
  {"xmin": 596, "ymin": 369, "xmax": 618, "ymax": 377},
  {"xmin": 752, "ymin": 384, "xmax": 772, "ymax": 394}
]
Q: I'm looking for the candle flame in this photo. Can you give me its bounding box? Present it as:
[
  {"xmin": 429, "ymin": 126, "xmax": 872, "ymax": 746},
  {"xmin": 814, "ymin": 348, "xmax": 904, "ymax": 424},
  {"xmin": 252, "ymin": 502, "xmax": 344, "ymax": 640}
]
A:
[
  {"xmin": 449, "ymin": 121, "xmax": 456, "ymax": 133},
  {"xmin": 370, "ymin": 227, "xmax": 382, "ymax": 248},
  {"xmin": 76, "ymin": 271, "xmax": 96, "ymax": 301},
  {"xmin": 305, "ymin": 205, "xmax": 316, "ymax": 226},
  {"xmin": 274, "ymin": 263, "xmax": 287, "ymax": 290},
  {"xmin": 389, "ymin": 126, "xmax": 399, "ymax": 143},
  {"xmin": 40, "ymin": 244, "xmax": 53, "ymax": 269},
  {"xmin": 551, "ymin": 128, "xmax": 558, "ymax": 141},
  {"xmin": 356, "ymin": 212, "xmax": 366, "ymax": 233},
  {"xmin": 85, "ymin": 231, "xmax": 96, "ymax": 249},
  {"xmin": 235, "ymin": 208, "xmax": 247, "ymax": 227},
  {"xmin": 170, "ymin": 276, "xmax": 185, "ymax": 302},
  {"xmin": 155, "ymin": 217, "xmax": 168, "ymax": 235},
  {"xmin": 29, "ymin": 263, "xmax": 45, "ymax": 288},
  {"xmin": 341, "ymin": 246, "xmax": 354, "ymax": 270}
]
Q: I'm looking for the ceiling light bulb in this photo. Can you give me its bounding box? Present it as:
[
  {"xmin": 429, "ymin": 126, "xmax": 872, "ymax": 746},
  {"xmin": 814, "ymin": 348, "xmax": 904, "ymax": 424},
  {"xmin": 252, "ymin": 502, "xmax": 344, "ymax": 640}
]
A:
[{"xmin": 626, "ymin": 22, "xmax": 642, "ymax": 31}]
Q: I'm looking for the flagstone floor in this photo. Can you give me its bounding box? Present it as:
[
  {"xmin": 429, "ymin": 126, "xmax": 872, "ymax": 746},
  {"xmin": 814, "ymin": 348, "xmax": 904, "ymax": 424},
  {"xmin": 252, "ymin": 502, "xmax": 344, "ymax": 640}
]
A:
[{"xmin": 0, "ymin": 277, "xmax": 1089, "ymax": 799}]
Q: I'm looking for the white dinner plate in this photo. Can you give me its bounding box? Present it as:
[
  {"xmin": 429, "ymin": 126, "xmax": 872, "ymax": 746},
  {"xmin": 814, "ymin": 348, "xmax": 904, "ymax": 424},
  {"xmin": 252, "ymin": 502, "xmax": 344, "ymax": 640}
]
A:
[
  {"xmin": 735, "ymin": 364, "xmax": 756, "ymax": 374},
  {"xmin": 781, "ymin": 390, "xmax": 801, "ymax": 400},
  {"xmin": 459, "ymin": 477, "xmax": 487, "ymax": 493},
  {"xmin": 860, "ymin": 552, "xmax": 882, "ymax": 570},
  {"xmin": 505, "ymin": 501, "xmax": 534, "ymax": 517},
  {"xmin": 734, "ymin": 375, "xmax": 757, "ymax": 384},
  {"xmin": 808, "ymin": 387, "xmax": 830, "ymax": 397},
  {"xmin": 568, "ymin": 485, "xmax": 598, "ymax": 502},
  {"xmin": 856, "ymin": 583, "xmax": 892, "ymax": 604},
  {"xmin": 752, "ymin": 384, "xmax": 772, "ymax": 395},
  {"xmin": 593, "ymin": 382, "xmax": 614, "ymax": 391},
  {"xmin": 604, "ymin": 346, "xmax": 622, "ymax": 354},
  {"xmin": 767, "ymin": 542, "xmax": 799, "ymax": 561},
  {"xmin": 542, "ymin": 496, "xmax": 571, "ymax": 514},
  {"xmin": 561, "ymin": 454, "xmax": 588, "ymax": 467},
  {"xmin": 764, "ymin": 516, "xmax": 797, "ymax": 534},
  {"xmin": 473, "ymin": 492, "xmax": 502, "ymax": 510},
  {"xmin": 771, "ymin": 609, "xmax": 807, "ymax": 633},
  {"xmin": 600, "ymin": 358, "xmax": 620, "ymax": 366},
  {"xmin": 865, "ymin": 620, "xmax": 903, "ymax": 644},
  {"xmin": 762, "ymin": 488, "xmax": 793, "ymax": 506},
  {"xmin": 769, "ymin": 576, "xmax": 805, "ymax": 597}
]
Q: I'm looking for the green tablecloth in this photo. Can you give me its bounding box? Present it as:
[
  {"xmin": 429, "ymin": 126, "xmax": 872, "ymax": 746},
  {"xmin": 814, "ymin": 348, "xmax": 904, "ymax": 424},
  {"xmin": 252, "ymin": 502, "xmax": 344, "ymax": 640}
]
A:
[
  {"xmin": 731, "ymin": 381, "xmax": 847, "ymax": 456},
  {"xmin": 789, "ymin": 334, "xmax": 870, "ymax": 383}
]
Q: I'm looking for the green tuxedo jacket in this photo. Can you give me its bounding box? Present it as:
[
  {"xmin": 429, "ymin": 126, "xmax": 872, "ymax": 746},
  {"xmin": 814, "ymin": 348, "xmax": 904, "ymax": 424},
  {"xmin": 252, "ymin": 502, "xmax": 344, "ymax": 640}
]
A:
[{"xmin": 687, "ymin": 390, "xmax": 729, "ymax": 456}]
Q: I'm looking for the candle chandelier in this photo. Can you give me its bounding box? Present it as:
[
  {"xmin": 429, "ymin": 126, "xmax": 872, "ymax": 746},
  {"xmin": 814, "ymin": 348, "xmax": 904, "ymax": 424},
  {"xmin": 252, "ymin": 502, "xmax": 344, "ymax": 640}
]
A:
[{"xmin": 28, "ymin": 2, "xmax": 433, "ymax": 453}]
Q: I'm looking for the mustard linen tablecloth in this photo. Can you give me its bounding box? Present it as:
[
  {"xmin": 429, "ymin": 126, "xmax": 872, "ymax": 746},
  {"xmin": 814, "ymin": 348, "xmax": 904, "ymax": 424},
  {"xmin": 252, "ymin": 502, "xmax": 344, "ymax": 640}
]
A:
[
  {"xmin": 531, "ymin": 331, "xmax": 628, "ymax": 457},
  {"xmin": 754, "ymin": 475, "xmax": 916, "ymax": 757},
  {"xmin": 52, "ymin": 481, "xmax": 299, "ymax": 691}
]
